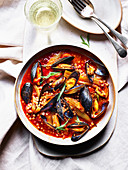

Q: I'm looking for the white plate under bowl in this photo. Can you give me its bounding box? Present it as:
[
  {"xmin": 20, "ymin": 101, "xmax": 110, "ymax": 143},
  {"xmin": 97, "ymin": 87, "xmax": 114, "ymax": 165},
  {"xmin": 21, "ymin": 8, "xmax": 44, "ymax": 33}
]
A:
[
  {"xmin": 14, "ymin": 45, "xmax": 116, "ymax": 145},
  {"xmin": 62, "ymin": 0, "xmax": 122, "ymax": 34}
]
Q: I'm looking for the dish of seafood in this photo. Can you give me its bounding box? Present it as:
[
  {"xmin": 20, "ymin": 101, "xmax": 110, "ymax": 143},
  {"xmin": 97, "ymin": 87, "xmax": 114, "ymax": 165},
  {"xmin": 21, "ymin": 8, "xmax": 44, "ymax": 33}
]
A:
[{"xmin": 15, "ymin": 45, "xmax": 115, "ymax": 145}]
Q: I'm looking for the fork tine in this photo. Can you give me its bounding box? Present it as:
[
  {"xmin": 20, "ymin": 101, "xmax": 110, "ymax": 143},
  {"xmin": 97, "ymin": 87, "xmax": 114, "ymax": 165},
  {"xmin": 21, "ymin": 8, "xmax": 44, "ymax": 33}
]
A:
[
  {"xmin": 68, "ymin": 0, "xmax": 86, "ymax": 11},
  {"xmin": 73, "ymin": 0, "xmax": 86, "ymax": 9},
  {"xmin": 71, "ymin": 0, "xmax": 83, "ymax": 11}
]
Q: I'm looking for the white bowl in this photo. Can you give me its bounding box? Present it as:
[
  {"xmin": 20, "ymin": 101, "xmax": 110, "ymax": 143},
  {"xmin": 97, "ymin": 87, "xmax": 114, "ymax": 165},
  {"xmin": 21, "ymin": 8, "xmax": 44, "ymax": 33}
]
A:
[{"xmin": 14, "ymin": 45, "xmax": 116, "ymax": 145}]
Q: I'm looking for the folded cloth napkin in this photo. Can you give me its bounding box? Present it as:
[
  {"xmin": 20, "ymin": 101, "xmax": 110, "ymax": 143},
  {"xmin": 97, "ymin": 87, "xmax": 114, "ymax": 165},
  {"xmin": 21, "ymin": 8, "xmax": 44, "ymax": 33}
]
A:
[{"xmin": 0, "ymin": 0, "xmax": 128, "ymax": 170}]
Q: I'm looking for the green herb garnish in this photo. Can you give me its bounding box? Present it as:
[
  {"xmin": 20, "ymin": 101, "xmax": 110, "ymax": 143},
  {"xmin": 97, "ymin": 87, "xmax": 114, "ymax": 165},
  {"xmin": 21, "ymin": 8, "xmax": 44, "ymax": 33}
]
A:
[
  {"xmin": 80, "ymin": 34, "xmax": 90, "ymax": 47},
  {"xmin": 41, "ymin": 72, "xmax": 61, "ymax": 79},
  {"xmin": 75, "ymin": 115, "xmax": 82, "ymax": 123},
  {"xmin": 57, "ymin": 84, "xmax": 66, "ymax": 101},
  {"xmin": 56, "ymin": 118, "xmax": 70, "ymax": 131},
  {"xmin": 94, "ymin": 93, "xmax": 100, "ymax": 101}
]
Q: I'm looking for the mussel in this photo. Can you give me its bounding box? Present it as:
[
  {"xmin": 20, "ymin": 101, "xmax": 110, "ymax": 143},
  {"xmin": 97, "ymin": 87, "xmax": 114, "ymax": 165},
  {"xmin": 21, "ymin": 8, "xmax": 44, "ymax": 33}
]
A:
[
  {"xmin": 93, "ymin": 60, "xmax": 109, "ymax": 77},
  {"xmin": 38, "ymin": 83, "xmax": 53, "ymax": 103},
  {"xmin": 85, "ymin": 60, "xmax": 95, "ymax": 83},
  {"xmin": 64, "ymin": 97, "xmax": 94, "ymax": 126},
  {"xmin": 80, "ymin": 86, "xmax": 92, "ymax": 113},
  {"xmin": 21, "ymin": 82, "xmax": 33, "ymax": 104},
  {"xmin": 91, "ymin": 101, "xmax": 109, "ymax": 119},
  {"xmin": 67, "ymin": 122, "xmax": 90, "ymax": 142},
  {"xmin": 62, "ymin": 98, "xmax": 74, "ymax": 119},
  {"xmin": 40, "ymin": 94, "xmax": 59, "ymax": 112},
  {"xmin": 41, "ymin": 115, "xmax": 56, "ymax": 130},
  {"xmin": 52, "ymin": 76, "xmax": 65, "ymax": 91},
  {"xmin": 31, "ymin": 61, "xmax": 43, "ymax": 85},
  {"xmin": 51, "ymin": 56, "xmax": 74, "ymax": 67},
  {"xmin": 65, "ymin": 71, "xmax": 80, "ymax": 91},
  {"xmin": 64, "ymin": 84, "xmax": 85, "ymax": 94},
  {"xmin": 52, "ymin": 64, "xmax": 75, "ymax": 72}
]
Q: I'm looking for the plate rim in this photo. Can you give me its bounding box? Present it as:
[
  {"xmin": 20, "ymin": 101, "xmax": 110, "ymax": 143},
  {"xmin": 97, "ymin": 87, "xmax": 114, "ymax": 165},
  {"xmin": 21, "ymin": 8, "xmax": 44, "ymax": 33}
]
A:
[
  {"xmin": 14, "ymin": 44, "xmax": 116, "ymax": 146},
  {"xmin": 62, "ymin": 0, "xmax": 122, "ymax": 34}
]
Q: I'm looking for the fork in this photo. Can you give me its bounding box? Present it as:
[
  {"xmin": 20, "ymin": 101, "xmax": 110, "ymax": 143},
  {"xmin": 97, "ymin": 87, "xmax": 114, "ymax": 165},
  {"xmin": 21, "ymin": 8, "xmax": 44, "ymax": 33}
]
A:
[{"xmin": 68, "ymin": 0, "xmax": 127, "ymax": 58}]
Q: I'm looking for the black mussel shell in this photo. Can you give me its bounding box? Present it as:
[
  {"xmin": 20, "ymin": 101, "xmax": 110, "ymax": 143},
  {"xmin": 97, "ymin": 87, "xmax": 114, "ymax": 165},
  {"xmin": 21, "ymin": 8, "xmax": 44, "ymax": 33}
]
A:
[
  {"xmin": 64, "ymin": 108, "xmax": 74, "ymax": 119},
  {"xmin": 40, "ymin": 94, "xmax": 59, "ymax": 112},
  {"xmin": 51, "ymin": 56, "xmax": 74, "ymax": 67},
  {"xmin": 80, "ymin": 86, "xmax": 92, "ymax": 113},
  {"xmin": 95, "ymin": 64, "xmax": 109, "ymax": 77},
  {"xmin": 31, "ymin": 61, "xmax": 42, "ymax": 85},
  {"xmin": 71, "ymin": 123, "xmax": 90, "ymax": 142},
  {"xmin": 56, "ymin": 99, "xmax": 64, "ymax": 121},
  {"xmin": 31, "ymin": 62, "xmax": 38, "ymax": 83},
  {"xmin": 85, "ymin": 60, "xmax": 94, "ymax": 83},
  {"xmin": 21, "ymin": 82, "xmax": 33, "ymax": 104},
  {"xmin": 65, "ymin": 71, "xmax": 80, "ymax": 91}
]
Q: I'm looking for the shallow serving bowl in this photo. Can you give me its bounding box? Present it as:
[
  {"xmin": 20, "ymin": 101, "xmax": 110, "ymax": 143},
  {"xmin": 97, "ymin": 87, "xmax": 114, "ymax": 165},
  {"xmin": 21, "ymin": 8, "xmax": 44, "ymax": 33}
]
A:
[{"xmin": 14, "ymin": 45, "xmax": 116, "ymax": 145}]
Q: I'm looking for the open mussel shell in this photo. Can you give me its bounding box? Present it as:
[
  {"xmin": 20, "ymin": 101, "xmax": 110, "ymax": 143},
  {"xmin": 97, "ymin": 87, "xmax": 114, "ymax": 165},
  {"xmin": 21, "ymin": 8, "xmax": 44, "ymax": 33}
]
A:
[
  {"xmin": 64, "ymin": 84, "xmax": 85, "ymax": 94},
  {"xmin": 85, "ymin": 60, "xmax": 94, "ymax": 83},
  {"xmin": 21, "ymin": 82, "xmax": 33, "ymax": 104},
  {"xmin": 91, "ymin": 101, "xmax": 109, "ymax": 119},
  {"xmin": 80, "ymin": 86, "xmax": 92, "ymax": 113},
  {"xmin": 67, "ymin": 122, "xmax": 90, "ymax": 142},
  {"xmin": 51, "ymin": 56, "xmax": 74, "ymax": 67},
  {"xmin": 40, "ymin": 94, "xmax": 59, "ymax": 112},
  {"xmin": 86, "ymin": 59, "xmax": 109, "ymax": 78},
  {"xmin": 31, "ymin": 61, "xmax": 42, "ymax": 85},
  {"xmin": 65, "ymin": 71, "xmax": 80, "ymax": 91},
  {"xmin": 52, "ymin": 64, "xmax": 75, "ymax": 72},
  {"xmin": 41, "ymin": 115, "xmax": 56, "ymax": 130}
]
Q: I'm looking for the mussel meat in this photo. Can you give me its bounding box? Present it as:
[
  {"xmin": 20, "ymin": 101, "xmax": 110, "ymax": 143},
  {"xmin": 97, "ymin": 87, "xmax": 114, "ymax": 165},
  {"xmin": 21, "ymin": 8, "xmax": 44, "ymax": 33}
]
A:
[
  {"xmin": 67, "ymin": 122, "xmax": 90, "ymax": 142},
  {"xmin": 65, "ymin": 71, "xmax": 80, "ymax": 91},
  {"xmin": 91, "ymin": 101, "xmax": 109, "ymax": 119},
  {"xmin": 21, "ymin": 82, "xmax": 33, "ymax": 104},
  {"xmin": 52, "ymin": 64, "xmax": 75, "ymax": 71},
  {"xmin": 80, "ymin": 86, "xmax": 92, "ymax": 113}
]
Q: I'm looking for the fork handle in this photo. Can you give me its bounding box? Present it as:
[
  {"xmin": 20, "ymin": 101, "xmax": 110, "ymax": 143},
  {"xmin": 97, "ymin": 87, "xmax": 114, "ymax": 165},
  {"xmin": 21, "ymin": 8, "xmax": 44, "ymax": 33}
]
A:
[
  {"xmin": 91, "ymin": 15, "xmax": 128, "ymax": 48},
  {"xmin": 91, "ymin": 17, "xmax": 127, "ymax": 58}
]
